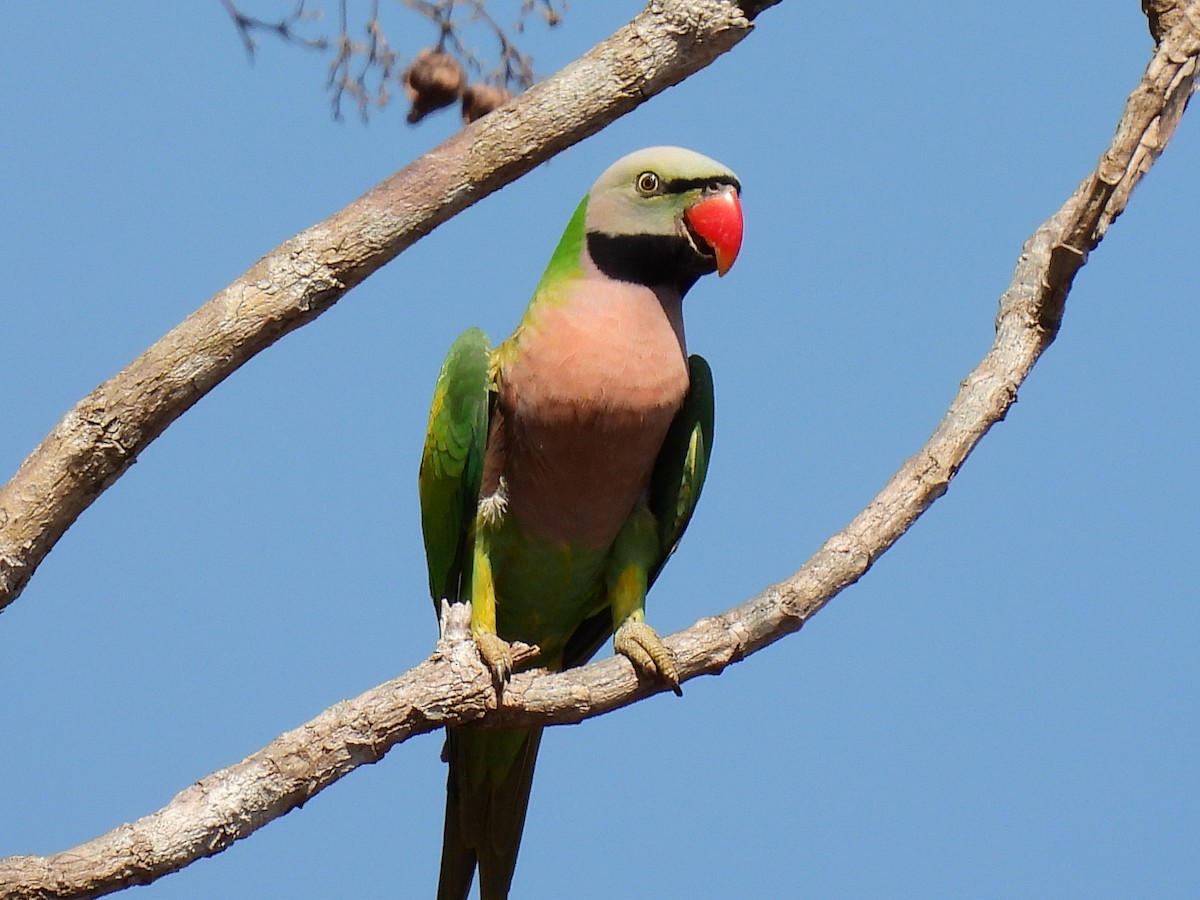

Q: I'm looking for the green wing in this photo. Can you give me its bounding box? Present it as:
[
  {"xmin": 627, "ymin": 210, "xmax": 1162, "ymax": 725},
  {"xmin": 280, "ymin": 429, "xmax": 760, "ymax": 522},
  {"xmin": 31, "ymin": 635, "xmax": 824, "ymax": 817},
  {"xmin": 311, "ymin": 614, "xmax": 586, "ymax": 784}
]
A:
[
  {"xmin": 418, "ymin": 327, "xmax": 492, "ymax": 606},
  {"xmin": 647, "ymin": 353, "xmax": 715, "ymax": 588},
  {"xmin": 561, "ymin": 354, "xmax": 714, "ymax": 669}
]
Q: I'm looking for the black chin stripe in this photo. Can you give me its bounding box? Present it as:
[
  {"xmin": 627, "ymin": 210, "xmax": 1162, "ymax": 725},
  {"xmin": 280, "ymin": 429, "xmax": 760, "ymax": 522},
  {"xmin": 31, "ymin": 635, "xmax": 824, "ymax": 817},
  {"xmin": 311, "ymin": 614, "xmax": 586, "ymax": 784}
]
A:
[{"xmin": 586, "ymin": 232, "xmax": 715, "ymax": 291}]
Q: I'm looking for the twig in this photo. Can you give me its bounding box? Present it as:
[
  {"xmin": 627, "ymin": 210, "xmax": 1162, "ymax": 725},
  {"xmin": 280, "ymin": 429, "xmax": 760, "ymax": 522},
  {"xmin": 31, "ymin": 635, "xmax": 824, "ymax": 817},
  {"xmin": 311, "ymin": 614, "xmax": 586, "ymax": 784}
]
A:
[{"xmin": 220, "ymin": 0, "xmax": 326, "ymax": 58}]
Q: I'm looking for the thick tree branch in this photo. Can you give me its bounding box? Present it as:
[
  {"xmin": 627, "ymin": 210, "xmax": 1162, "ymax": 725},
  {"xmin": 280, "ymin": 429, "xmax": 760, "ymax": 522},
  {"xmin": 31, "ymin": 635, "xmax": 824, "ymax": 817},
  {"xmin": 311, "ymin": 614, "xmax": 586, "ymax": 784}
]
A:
[
  {"xmin": 2, "ymin": 4, "xmax": 1196, "ymax": 897},
  {"xmin": 0, "ymin": 0, "xmax": 772, "ymax": 613}
]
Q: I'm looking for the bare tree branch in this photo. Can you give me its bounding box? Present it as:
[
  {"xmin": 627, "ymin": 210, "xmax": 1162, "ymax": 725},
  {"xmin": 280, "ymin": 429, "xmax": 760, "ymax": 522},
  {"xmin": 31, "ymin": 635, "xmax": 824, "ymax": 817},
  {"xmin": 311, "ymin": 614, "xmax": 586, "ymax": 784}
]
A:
[
  {"xmin": 0, "ymin": 0, "xmax": 769, "ymax": 614},
  {"xmin": 226, "ymin": 0, "xmax": 569, "ymax": 120},
  {"xmin": 327, "ymin": 0, "xmax": 403, "ymax": 120},
  {"xmin": 1, "ymin": 4, "xmax": 1196, "ymax": 895},
  {"xmin": 220, "ymin": 0, "xmax": 327, "ymax": 57},
  {"xmin": 0, "ymin": 605, "xmax": 520, "ymax": 900}
]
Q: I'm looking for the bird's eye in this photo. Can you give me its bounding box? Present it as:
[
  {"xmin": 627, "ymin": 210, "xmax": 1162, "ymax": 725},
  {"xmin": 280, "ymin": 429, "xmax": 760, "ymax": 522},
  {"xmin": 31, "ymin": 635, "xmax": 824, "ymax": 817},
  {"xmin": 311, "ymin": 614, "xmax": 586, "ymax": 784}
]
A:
[{"xmin": 635, "ymin": 171, "xmax": 661, "ymax": 195}]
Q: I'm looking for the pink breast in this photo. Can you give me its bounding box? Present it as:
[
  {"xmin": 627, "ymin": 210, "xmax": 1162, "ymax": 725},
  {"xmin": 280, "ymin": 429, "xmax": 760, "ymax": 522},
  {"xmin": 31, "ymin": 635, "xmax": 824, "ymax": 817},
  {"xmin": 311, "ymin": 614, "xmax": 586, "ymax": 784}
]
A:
[{"xmin": 499, "ymin": 280, "xmax": 690, "ymax": 547}]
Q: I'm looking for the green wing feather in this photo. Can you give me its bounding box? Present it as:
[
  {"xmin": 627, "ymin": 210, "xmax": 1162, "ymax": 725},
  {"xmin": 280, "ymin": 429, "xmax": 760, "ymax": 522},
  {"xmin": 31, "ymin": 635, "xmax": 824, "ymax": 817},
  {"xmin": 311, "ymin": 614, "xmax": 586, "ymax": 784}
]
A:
[
  {"xmin": 418, "ymin": 327, "xmax": 492, "ymax": 605},
  {"xmin": 421, "ymin": 328, "xmax": 541, "ymax": 900},
  {"xmin": 561, "ymin": 354, "xmax": 714, "ymax": 669},
  {"xmin": 647, "ymin": 353, "xmax": 715, "ymax": 587}
]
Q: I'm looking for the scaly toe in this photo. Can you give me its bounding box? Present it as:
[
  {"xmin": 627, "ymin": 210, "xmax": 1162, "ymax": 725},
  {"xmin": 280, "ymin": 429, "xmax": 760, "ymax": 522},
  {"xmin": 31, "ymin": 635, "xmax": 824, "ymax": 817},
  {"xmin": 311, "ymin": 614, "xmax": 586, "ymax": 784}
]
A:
[
  {"xmin": 474, "ymin": 631, "xmax": 515, "ymax": 686},
  {"xmin": 614, "ymin": 621, "xmax": 682, "ymax": 696}
]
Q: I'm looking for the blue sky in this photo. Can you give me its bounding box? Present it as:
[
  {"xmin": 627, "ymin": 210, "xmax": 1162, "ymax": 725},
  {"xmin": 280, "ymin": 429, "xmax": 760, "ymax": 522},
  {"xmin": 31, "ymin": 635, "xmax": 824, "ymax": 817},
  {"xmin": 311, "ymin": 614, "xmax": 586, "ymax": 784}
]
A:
[{"xmin": 2, "ymin": 2, "xmax": 1197, "ymax": 897}]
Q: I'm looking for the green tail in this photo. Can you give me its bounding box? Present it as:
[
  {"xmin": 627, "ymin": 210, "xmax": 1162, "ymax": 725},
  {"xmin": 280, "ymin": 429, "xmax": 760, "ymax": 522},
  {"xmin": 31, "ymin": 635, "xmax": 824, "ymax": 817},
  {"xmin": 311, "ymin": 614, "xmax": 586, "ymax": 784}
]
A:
[{"xmin": 438, "ymin": 727, "xmax": 544, "ymax": 900}]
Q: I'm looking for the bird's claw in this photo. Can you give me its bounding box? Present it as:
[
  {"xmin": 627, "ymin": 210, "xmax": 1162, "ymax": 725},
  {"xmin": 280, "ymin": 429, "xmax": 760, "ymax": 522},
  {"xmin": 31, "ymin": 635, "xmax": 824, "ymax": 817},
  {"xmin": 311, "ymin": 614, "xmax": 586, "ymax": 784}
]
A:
[
  {"xmin": 474, "ymin": 631, "xmax": 515, "ymax": 687},
  {"xmin": 614, "ymin": 620, "xmax": 681, "ymax": 696}
]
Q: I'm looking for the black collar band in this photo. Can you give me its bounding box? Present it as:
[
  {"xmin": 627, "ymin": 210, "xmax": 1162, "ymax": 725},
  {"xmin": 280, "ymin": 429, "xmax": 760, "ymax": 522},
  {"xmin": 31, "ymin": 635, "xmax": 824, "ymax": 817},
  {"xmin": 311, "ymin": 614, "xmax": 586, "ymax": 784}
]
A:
[{"xmin": 586, "ymin": 232, "xmax": 715, "ymax": 294}]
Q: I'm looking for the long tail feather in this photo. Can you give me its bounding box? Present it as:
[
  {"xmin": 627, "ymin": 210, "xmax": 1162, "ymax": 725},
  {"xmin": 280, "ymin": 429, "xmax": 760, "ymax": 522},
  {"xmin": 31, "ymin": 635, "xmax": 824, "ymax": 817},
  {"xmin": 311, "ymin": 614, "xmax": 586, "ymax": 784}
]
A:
[{"xmin": 438, "ymin": 727, "xmax": 544, "ymax": 900}]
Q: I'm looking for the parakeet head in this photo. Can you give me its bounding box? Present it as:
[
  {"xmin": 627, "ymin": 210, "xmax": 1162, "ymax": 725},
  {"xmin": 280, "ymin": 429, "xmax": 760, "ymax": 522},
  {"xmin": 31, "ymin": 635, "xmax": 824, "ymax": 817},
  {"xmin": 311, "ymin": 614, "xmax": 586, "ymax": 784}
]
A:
[{"xmin": 583, "ymin": 146, "xmax": 743, "ymax": 292}]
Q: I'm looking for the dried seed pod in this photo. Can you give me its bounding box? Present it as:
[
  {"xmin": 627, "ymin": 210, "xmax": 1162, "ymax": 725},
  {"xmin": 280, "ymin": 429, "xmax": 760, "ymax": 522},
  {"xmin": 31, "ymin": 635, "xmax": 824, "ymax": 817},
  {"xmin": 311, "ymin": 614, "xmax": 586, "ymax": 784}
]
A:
[
  {"xmin": 461, "ymin": 83, "xmax": 512, "ymax": 124},
  {"xmin": 402, "ymin": 48, "xmax": 466, "ymax": 123}
]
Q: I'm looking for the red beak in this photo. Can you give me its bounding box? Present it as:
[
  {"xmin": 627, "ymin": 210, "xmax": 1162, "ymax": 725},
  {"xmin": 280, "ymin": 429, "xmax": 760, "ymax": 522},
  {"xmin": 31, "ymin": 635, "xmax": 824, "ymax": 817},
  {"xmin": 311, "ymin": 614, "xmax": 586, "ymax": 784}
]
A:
[{"xmin": 684, "ymin": 187, "xmax": 743, "ymax": 276}]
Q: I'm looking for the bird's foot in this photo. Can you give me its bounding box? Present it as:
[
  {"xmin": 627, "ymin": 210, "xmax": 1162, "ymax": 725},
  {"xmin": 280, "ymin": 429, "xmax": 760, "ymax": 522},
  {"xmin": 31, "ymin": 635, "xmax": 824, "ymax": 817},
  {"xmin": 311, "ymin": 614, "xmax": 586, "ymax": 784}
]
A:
[
  {"xmin": 474, "ymin": 631, "xmax": 515, "ymax": 687},
  {"xmin": 614, "ymin": 620, "xmax": 682, "ymax": 696}
]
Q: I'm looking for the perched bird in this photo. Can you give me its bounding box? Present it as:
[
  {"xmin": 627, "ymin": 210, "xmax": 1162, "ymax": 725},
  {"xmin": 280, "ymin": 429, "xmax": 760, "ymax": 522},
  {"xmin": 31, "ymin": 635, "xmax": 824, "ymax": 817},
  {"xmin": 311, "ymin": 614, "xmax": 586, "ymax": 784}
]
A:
[{"xmin": 418, "ymin": 146, "xmax": 743, "ymax": 899}]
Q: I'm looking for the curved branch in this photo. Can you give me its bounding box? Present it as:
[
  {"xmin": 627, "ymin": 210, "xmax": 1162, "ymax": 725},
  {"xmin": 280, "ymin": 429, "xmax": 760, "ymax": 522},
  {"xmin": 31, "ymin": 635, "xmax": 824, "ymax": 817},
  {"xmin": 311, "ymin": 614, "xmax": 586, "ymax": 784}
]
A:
[
  {"xmin": 2, "ymin": 5, "xmax": 1196, "ymax": 896},
  {"xmin": 0, "ymin": 0, "xmax": 771, "ymax": 613}
]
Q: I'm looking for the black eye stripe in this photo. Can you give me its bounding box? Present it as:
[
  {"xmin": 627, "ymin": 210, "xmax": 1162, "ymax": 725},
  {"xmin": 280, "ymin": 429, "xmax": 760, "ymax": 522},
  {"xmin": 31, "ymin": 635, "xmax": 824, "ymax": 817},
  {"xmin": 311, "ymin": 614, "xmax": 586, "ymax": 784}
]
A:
[{"xmin": 661, "ymin": 175, "xmax": 741, "ymax": 195}]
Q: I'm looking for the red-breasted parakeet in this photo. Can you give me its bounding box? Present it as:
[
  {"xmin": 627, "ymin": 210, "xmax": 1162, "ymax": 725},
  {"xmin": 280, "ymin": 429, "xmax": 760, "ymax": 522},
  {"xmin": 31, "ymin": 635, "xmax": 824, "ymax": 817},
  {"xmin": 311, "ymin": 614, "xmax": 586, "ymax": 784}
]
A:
[{"xmin": 418, "ymin": 146, "xmax": 743, "ymax": 899}]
